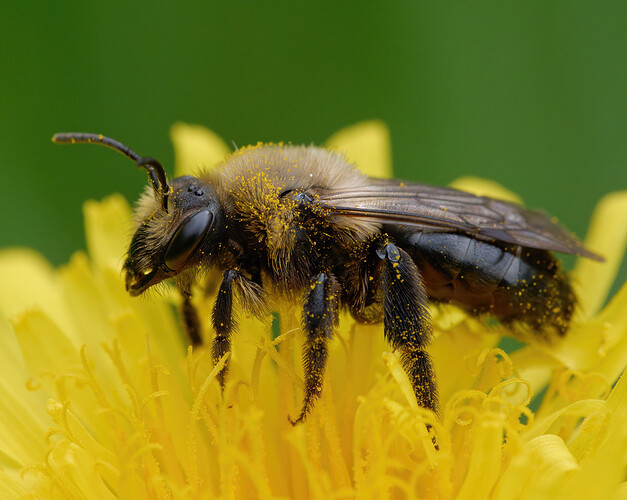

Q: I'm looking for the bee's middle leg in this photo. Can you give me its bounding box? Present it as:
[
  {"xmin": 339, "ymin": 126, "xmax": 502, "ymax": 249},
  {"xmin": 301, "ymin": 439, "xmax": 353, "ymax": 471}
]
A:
[{"xmin": 289, "ymin": 271, "xmax": 339, "ymax": 425}]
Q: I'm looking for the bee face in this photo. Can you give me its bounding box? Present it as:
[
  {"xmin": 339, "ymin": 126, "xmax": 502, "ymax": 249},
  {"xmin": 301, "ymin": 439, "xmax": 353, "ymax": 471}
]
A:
[{"xmin": 124, "ymin": 176, "xmax": 223, "ymax": 295}]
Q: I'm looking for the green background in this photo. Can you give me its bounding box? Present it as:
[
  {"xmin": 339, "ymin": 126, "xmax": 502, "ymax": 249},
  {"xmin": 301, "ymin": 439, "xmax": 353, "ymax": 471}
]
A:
[{"xmin": 1, "ymin": 2, "xmax": 625, "ymax": 289}]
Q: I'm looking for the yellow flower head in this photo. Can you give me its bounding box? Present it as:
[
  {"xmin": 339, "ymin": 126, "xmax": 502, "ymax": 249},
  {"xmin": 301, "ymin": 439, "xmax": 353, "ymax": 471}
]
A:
[{"xmin": 0, "ymin": 122, "xmax": 626, "ymax": 499}]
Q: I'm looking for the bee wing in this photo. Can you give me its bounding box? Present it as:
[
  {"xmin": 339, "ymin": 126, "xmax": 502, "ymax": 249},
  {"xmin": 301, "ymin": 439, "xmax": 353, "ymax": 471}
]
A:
[{"xmin": 316, "ymin": 178, "xmax": 603, "ymax": 261}]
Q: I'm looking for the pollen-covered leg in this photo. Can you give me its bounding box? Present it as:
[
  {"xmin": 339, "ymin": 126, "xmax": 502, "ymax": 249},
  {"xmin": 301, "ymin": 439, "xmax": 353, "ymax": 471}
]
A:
[
  {"xmin": 212, "ymin": 270, "xmax": 240, "ymax": 388},
  {"xmin": 180, "ymin": 294, "xmax": 202, "ymax": 346},
  {"xmin": 378, "ymin": 242, "xmax": 439, "ymax": 414},
  {"xmin": 289, "ymin": 272, "xmax": 339, "ymax": 425},
  {"xmin": 211, "ymin": 269, "xmax": 267, "ymax": 388}
]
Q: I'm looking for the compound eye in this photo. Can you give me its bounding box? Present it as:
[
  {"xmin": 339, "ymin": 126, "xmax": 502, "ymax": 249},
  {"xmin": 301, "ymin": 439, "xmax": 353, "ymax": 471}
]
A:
[{"xmin": 164, "ymin": 210, "xmax": 214, "ymax": 271}]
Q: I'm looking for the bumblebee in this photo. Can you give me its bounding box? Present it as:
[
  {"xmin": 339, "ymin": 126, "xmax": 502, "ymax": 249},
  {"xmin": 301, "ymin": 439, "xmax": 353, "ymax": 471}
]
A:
[{"xmin": 53, "ymin": 132, "xmax": 602, "ymax": 423}]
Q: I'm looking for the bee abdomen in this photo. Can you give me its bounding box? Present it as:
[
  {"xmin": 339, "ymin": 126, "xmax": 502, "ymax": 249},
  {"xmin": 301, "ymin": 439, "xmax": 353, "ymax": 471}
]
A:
[{"xmin": 389, "ymin": 230, "xmax": 575, "ymax": 335}]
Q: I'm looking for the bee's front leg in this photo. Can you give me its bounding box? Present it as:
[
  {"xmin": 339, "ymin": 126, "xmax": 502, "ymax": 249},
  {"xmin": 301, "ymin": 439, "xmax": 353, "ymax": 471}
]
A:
[
  {"xmin": 210, "ymin": 269, "xmax": 267, "ymax": 389},
  {"xmin": 289, "ymin": 271, "xmax": 340, "ymax": 425},
  {"xmin": 211, "ymin": 269, "xmax": 241, "ymax": 388}
]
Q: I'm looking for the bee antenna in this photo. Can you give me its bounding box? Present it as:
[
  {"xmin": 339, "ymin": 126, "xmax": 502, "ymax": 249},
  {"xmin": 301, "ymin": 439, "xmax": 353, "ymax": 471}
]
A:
[{"xmin": 52, "ymin": 132, "xmax": 171, "ymax": 212}]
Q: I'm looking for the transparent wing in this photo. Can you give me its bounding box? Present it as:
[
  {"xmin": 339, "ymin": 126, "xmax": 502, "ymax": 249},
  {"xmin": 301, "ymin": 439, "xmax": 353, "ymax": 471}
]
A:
[{"xmin": 316, "ymin": 178, "xmax": 602, "ymax": 261}]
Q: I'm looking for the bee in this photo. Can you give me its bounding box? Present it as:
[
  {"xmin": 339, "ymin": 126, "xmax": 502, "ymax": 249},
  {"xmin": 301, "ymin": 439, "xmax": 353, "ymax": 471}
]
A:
[{"xmin": 52, "ymin": 132, "xmax": 602, "ymax": 423}]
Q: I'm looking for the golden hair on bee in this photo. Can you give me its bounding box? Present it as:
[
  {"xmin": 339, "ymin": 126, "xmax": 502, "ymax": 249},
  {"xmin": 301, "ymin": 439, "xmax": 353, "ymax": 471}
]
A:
[{"xmin": 207, "ymin": 143, "xmax": 380, "ymax": 263}]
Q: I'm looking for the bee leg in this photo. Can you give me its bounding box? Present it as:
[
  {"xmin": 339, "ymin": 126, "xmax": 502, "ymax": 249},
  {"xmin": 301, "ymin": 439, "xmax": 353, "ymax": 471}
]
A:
[
  {"xmin": 212, "ymin": 269, "xmax": 239, "ymax": 388},
  {"xmin": 377, "ymin": 241, "xmax": 439, "ymax": 414},
  {"xmin": 288, "ymin": 271, "xmax": 339, "ymax": 425},
  {"xmin": 180, "ymin": 293, "xmax": 203, "ymax": 346}
]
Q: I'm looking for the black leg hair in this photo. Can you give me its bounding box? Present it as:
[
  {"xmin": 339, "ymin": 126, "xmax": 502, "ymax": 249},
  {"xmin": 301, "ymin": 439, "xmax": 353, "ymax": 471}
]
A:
[
  {"xmin": 211, "ymin": 269, "xmax": 267, "ymax": 389},
  {"xmin": 180, "ymin": 294, "xmax": 203, "ymax": 346},
  {"xmin": 377, "ymin": 241, "xmax": 439, "ymax": 414},
  {"xmin": 212, "ymin": 270, "xmax": 237, "ymax": 388},
  {"xmin": 289, "ymin": 272, "xmax": 339, "ymax": 425}
]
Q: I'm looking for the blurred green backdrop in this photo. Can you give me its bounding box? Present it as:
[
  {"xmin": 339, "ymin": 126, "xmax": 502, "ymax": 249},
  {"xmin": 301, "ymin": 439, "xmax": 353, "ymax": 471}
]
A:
[{"xmin": 1, "ymin": 2, "xmax": 625, "ymax": 287}]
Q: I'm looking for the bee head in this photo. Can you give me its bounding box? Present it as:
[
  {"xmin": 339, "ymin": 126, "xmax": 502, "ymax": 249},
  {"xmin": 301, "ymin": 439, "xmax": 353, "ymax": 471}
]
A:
[
  {"xmin": 51, "ymin": 133, "xmax": 225, "ymax": 295},
  {"xmin": 124, "ymin": 176, "xmax": 225, "ymax": 295}
]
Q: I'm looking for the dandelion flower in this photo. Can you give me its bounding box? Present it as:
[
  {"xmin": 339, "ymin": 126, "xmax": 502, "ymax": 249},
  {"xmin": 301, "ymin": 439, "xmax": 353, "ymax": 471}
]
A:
[{"xmin": 0, "ymin": 122, "xmax": 626, "ymax": 499}]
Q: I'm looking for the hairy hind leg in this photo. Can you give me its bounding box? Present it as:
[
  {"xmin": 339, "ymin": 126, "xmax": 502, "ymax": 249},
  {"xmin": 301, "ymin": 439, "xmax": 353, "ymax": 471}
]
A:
[{"xmin": 377, "ymin": 241, "xmax": 438, "ymax": 413}]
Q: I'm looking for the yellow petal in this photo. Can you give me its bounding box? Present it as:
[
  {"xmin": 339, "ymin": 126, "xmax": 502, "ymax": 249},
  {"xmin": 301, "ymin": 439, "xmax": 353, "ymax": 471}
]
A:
[
  {"xmin": 325, "ymin": 120, "xmax": 392, "ymax": 178},
  {"xmin": 0, "ymin": 470, "xmax": 27, "ymax": 498},
  {"xmin": 58, "ymin": 252, "xmax": 117, "ymax": 346},
  {"xmin": 572, "ymin": 191, "xmax": 627, "ymax": 318},
  {"xmin": 448, "ymin": 176, "xmax": 523, "ymax": 205},
  {"xmin": 495, "ymin": 432, "xmax": 591, "ymax": 499},
  {"xmin": 11, "ymin": 309, "xmax": 80, "ymax": 379},
  {"xmin": 0, "ymin": 249, "xmax": 73, "ymax": 337},
  {"xmin": 83, "ymin": 194, "xmax": 133, "ymax": 273},
  {"xmin": 593, "ymin": 280, "xmax": 627, "ymax": 379},
  {"xmin": 527, "ymin": 398, "xmax": 605, "ymax": 440},
  {"xmin": 45, "ymin": 440, "xmax": 118, "ymax": 499},
  {"xmin": 0, "ymin": 319, "xmax": 49, "ymax": 468},
  {"xmin": 603, "ymin": 364, "xmax": 627, "ymax": 428},
  {"xmin": 170, "ymin": 122, "xmax": 231, "ymax": 178},
  {"xmin": 508, "ymin": 346, "xmax": 557, "ymax": 398},
  {"xmin": 561, "ymin": 368, "xmax": 627, "ymax": 499},
  {"xmin": 0, "ymin": 249, "xmax": 56, "ymax": 320},
  {"xmin": 46, "ymin": 400, "xmax": 119, "ymax": 482},
  {"xmin": 430, "ymin": 319, "xmax": 501, "ymax": 403},
  {"xmin": 529, "ymin": 434, "xmax": 579, "ymax": 477},
  {"xmin": 456, "ymin": 415, "xmax": 503, "ymax": 500},
  {"xmin": 550, "ymin": 279, "xmax": 627, "ymax": 384}
]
